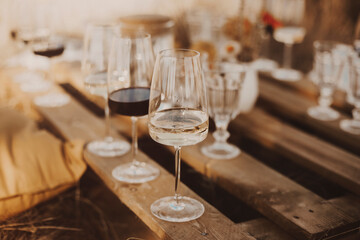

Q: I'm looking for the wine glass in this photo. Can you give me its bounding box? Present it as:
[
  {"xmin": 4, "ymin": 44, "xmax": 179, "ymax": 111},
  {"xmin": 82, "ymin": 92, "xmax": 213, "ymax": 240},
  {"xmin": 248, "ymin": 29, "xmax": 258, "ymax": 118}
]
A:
[
  {"xmin": 201, "ymin": 62, "xmax": 246, "ymax": 159},
  {"xmin": 82, "ymin": 23, "xmax": 130, "ymax": 157},
  {"xmin": 148, "ymin": 49, "xmax": 209, "ymax": 222},
  {"xmin": 108, "ymin": 32, "xmax": 160, "ymax": 183},
  {"xmin": 307, "ymin": 41, "xmax": 344, "ymax": 121},
  {"xmin": 32, "ymin": 36, "xmax": 71, "ymax": 108},
  {"xmin": 266, "ymin": 0, "xmax": 306, "ymax": 81},
  {"xmin": 340, "ymin": 51, "xmax": 360, "ymax": 134}
]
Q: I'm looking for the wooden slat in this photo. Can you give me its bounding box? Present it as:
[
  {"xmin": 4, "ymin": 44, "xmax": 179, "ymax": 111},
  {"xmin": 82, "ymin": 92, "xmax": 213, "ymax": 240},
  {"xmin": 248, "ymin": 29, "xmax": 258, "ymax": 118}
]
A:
[
  {"xmin": 0, "ymin": 69, "xmax": 257, "ymax": 240},
  {"xmin": 258, "ymin": 79, "xmax": 360, "ymax": 155},
  {"xmin": 259, "ymin": 72, "xmax": 354, "ymax": 114},
  {"xmin": 180, "ymin": 137, "xmax": 360, "ymax": 240},
  {"xmin": 236, "ymin": 219, "xmax": 295, "ymax": 240},
  {"xmin": 231, "ymin": 107, "xmax": 360, "ymax": 195},
  {"xmin": 55, "ymin": 67, "xmax": 360, "ymax": 240}
]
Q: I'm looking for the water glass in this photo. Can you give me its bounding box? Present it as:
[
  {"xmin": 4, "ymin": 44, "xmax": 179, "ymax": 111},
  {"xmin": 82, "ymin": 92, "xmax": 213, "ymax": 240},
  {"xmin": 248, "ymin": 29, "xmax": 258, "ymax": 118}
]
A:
[{"xmin": 201, "ymin": 62, "xmax": 246, "ymax": 159}]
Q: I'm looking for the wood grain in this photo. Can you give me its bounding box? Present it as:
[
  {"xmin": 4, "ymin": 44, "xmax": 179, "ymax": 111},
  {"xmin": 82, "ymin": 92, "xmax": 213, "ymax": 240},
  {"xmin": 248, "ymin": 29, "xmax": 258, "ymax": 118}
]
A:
[
  {"xmin": 258, "ymin": 78, "xmax": 360, "ymax": 156},
  {"xmin": 0, "ymin": 69, "xmax": 256, "ymax": 240},
  {"xmin": 181, "ymin": 137, "xmax": 360, "ymax": 240},
  {"xmin": 232, "ymin": 107, "xmax": 360, "ymax": 195},
  {"xmin": 52, "ymin": 66, "xmax": 360, "ymax": 240}
]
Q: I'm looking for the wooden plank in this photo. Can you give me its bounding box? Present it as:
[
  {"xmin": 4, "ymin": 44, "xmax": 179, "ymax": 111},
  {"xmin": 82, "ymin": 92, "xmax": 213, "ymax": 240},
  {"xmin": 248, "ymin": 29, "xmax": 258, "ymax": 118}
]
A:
[
  {"xmin": 232, "ymin": 107, "xmax": 360, "ymax": 195},
  {"xmin": 259, "ymin": 72, "xmax": 354, "ymax": 114},
  {"xmin": 258, "ymin": 79, "xmax": 360, "ymax": 156},
  {"xmin": 180, "ymin": 136, "xmax": 360, "ymax": 240},
  {"xmin": 55, "ymin": 67, "xmax": 360, "ymax": 240},
  {"xmin": 236, "ymin": 218, "xmax": 295, "ymax": 240},
  {"xmin": 0, "ymin": 69, "xmax": 255, "ymax": 240}
]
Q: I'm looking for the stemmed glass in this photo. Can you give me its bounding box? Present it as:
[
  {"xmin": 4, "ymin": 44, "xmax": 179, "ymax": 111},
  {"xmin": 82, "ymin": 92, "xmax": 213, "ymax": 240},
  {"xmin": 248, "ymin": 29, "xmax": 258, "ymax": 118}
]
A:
[
  {"xmin": 148, "ymin": 49, "xmax": 209, "ymax": 222},
  {"xmin": 266, "ymin": 0, "xmax": 306, "ymax": 81},
  {"xmin": 82, "ymin": 23, "xmax": 130, "ymax": 157},
  {"xmin": 201, "ymin": 62, "xmax": 246, "ymax": 159},
  {"xmin": 32, "ymin": 36, "xmax": 71, "ymax": 108},
  {"xmin": 340, "ymin": 51, "xmax": 360, "ymax": 134},
  {"xmin": 307, "ymin": 41, "xmax": 343, "ymax": 121},
  {"xmin": 108, "ymin": 33, "xmax": 160, "ymax": 183}
]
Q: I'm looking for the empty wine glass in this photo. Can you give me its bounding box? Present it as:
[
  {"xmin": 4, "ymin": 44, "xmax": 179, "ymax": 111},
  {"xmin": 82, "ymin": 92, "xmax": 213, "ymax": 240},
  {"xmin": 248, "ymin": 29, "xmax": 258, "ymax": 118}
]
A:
[
  {"xmin": 201, "ymin": 62, "xmax": 246, "ymax": 159},
  {"xmin": 340, "ymin": 51, "xmax": 360, "ymax": 134},
  {"xmin": 82, "ymin": 23, "xmax": 130, "ymax": 157},
  {"xmin": 266, "ymin": 0, "xmax": 306, "ymax": 81},
  {"xmin": 108, "ymin": 32, "xmax": 159, "ymax": 183},
  {"xmin": 307, "ymin": 41, "xmax": 344, "ymax": 121},
  {"xmin": 148, "ymin": 49, "xmax": 209, "ymax": 222}
]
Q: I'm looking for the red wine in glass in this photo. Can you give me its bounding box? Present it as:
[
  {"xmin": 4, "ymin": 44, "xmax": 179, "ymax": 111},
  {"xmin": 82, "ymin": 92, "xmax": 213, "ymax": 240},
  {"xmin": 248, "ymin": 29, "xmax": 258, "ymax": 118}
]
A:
[
  {"xmin": 109, "ymin": 87, "xmax": 150, "ymax": 117},
  {"xmin": 33, "ymin": 43, "xmax": 65, "ymax": 58}
]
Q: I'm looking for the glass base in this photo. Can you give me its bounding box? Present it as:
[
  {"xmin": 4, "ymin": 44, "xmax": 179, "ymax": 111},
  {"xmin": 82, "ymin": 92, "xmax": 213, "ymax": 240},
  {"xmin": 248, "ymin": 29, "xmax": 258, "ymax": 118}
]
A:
[
  {"xmin": 307, "ymin": 106, "xmax": 340, "ymax": 121},
  {"xmin": 340, "ymin": 119, "xmax": 360, "ymax": 135},
  {"xmin": 252, "ymin": 58, "xmax": 278, "ymax": 72},
  {"xmin": 272, "ymin": 68, "xmax": 302, "ymax": 82},
  {"xmin": 86, "ymin": 138, "xmax": 130, "ymax": 157},
  {"xmin": 112, "ymin": 161, "xmax": 160, "ymax": 183},
  {"xmin": 34, "ymin": 93, "xmax": 70, "ymax": 107},
  {"xmin": 201, "ymin": 142, "xmax": 240, "ymax": 160},
  {"xmin": 151, "ymin": 196, "xmax": 204, "ymax": 222}
]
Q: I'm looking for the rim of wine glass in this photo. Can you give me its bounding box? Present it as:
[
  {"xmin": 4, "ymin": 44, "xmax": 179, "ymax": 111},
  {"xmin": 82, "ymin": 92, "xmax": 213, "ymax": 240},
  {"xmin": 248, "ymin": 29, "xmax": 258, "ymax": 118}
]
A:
[
  {"xmin": 313, "ymin": 40, "xmax": 340, "ymax": 51},
  {"xmin": 113, "ymin": 31, "xmax": 152, "ymax": 40},
  {"xmin": 86, "ymin": 21, "xmax": 119, "ymax": 29},
  {"xmin": 205, "ymin": 61, "xmax": 248, "ymax": 74},
  {"xmin": 158, "ymin": 48, "xmax": 200, "ymax": 58}
]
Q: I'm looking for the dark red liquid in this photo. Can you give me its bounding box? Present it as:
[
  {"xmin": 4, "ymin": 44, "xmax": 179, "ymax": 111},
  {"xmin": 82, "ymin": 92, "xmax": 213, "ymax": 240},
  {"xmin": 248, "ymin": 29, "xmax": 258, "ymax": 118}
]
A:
[
  {"xmin": 33, "ymin": 44, "xmax": 65, "ymax": 58},
  {"xmin": 10, "ymin": 30, "xmax": 17, "ymax": 40},
  {"xmin": 109, "ymin": 87, "xmax": 150, "ymax": 117}
]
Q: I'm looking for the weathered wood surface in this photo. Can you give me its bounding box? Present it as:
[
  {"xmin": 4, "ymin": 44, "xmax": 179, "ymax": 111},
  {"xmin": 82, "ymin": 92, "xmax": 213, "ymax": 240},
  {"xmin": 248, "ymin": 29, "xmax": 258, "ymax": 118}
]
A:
[
  {"xmin": 259, "ymin": 72, "xmax": 354, "ymax": 114},
  {"xmin": 0, "ymin": 69, "xmax": 257, "ymax": 240},
  {"xmin": 232, "ymin": 107, "xmax": 360, "ymax": 195},
  {"xmin": 53, "ymin": 66, "xmax": 360, "ymax": 240},
  {"xmin": 258, "ymin": 78, "xmax": 360, "ymax": 156},
  {"xmin": 181, "ymin": 136, "xmax": 360, "ymax": 240}
]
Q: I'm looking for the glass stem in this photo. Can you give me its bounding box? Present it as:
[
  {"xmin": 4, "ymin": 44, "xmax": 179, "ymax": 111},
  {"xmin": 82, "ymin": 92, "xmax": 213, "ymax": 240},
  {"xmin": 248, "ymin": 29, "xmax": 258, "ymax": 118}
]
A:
[
  {"xmin": 174, "ymin": 146, "xmax": 182, "ymax": 204},
  {"xmin": 318, "ymin": 88, "xmax": 333, "ymax": 109},
  {"xmin": 283, "ymin": 43, "xmax": 293, "ymax": 69},
  {"xmin": 131, "ymin": 116, "xmax": 139, "ymax": 165},
  {"xmin": 352, "ymin": 107, "xmax": 360, "ymax": 123},
  {"xmin": 104, "ymin": 97, "xmax": 112, "ymax": 139},
  {"xmin": 213, "ymin": 128, "xmax": 230, "ymax": 144}
]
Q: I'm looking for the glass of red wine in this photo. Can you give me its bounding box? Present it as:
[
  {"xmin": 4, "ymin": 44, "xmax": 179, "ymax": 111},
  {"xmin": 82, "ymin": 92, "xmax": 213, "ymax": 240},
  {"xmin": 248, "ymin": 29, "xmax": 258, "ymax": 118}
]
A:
[
  {"xmin": 108, "ymin": 32, "xmax": 159, "ymax": 183},
  {"xmin": 82, "ymin": 23, "xmax": 130, "ymax": 158},
  {"xmin": 32, "ymin": 36, "xmax": 70, "ymax": 107}
]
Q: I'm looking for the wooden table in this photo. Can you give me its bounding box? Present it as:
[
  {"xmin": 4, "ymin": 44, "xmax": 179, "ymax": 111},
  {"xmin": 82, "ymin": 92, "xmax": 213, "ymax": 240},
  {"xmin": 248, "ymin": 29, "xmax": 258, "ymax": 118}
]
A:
[{"xmin": 1, "ymin": 57, "xmax": 359, "ymax": 240}]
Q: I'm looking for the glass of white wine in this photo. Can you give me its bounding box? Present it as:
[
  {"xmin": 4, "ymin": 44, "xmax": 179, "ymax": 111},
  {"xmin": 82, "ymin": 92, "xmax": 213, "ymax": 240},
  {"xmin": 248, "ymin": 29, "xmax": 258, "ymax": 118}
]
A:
[
  {"xmin": 148, "ymin": 49, "xmax": 209, "ymax": 222},
  {"xmin": 266, "ymin": 0, "xmax": 306, "ymax": 81},
  {"xmin": 201, "ymin": 62, "xmax": 246, "ymax": 159},
  {"xmin": 82, "ymin": 23, "xmax": 130, "ymax": 157}
]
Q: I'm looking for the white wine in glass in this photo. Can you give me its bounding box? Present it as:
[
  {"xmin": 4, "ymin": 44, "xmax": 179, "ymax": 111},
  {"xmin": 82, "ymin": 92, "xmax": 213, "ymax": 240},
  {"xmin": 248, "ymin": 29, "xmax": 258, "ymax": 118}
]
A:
[{"xmin": 148, "ymin": 49, "xmax": 209, "ymax": 222}]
